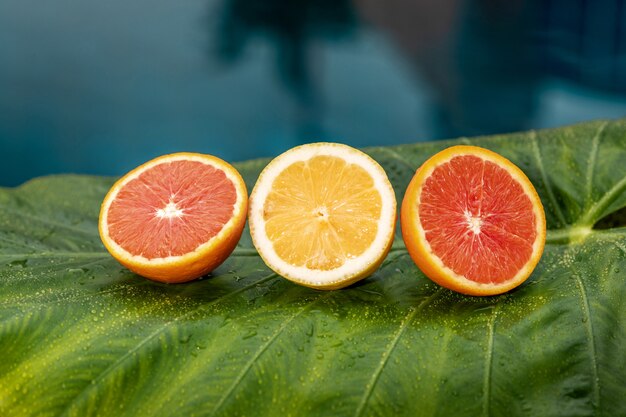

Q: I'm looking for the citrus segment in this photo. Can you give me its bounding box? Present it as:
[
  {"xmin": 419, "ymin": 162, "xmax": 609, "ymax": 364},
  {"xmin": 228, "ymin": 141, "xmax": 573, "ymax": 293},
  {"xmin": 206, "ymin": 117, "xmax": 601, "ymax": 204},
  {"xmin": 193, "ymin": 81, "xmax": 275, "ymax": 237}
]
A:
[
  {"xmin": 401, "ymin": 145, "xmax": 546, "ymax": 296},
  {"xmin": 249, "ymin": 143, "xmax": 396, "ymax": 290},
  {"xmin": 99, "ymin": 153, "xmax": 247, "ymax": 283}
]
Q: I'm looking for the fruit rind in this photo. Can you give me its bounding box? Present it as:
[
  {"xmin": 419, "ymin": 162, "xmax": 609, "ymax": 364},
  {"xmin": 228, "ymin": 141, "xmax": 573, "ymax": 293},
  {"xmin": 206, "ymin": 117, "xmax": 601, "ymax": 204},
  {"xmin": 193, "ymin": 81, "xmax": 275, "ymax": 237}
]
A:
[
  {"xmin": 99, "ymin": 152, "xmax": 248, "ymax": 283},
  {"xmin": 249, "ymin": 143, "xmax": 397, "ymax": 290},
  {"xmin": 400, "ymin": 145, "xmax": 546, "ymax": 296}
]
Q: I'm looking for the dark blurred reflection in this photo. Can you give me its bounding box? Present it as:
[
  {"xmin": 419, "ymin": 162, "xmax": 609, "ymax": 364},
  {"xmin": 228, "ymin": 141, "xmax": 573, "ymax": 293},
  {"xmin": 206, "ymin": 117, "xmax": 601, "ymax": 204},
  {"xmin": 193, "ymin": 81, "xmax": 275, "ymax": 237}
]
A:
[
  {"xmin": 214, "ymin": 0, "xmax": 625, "ymax": 139},
  {"xmin": 1, "ymin": 0, "xmax": 625, "ymax": 186},
  {"xmin": 373, "ymin": 0, "xmax": 626, "ymax": 136},
  {"xmin": 214, "ymin": 0, "xmax": 355, "ymax": 140}
]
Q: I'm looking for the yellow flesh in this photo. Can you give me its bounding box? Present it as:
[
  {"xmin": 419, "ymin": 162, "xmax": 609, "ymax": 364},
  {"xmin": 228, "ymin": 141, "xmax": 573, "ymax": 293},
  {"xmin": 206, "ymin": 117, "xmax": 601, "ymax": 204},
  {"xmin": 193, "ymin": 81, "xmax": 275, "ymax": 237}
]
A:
[{"xmin": 263, "ymin": 155, "xmax": 382, "ymax": 270}]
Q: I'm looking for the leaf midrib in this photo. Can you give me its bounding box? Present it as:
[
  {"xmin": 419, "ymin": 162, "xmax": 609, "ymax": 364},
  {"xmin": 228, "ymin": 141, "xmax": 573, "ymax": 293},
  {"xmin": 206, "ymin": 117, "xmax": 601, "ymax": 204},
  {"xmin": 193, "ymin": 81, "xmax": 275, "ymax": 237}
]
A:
[
  {"xmin": 571, "ymin": 265, "xmax": 600, "ymax": 410},
  {"xmin": 482, "ymin": 304, "xmax": 499, "ymax": 417}
]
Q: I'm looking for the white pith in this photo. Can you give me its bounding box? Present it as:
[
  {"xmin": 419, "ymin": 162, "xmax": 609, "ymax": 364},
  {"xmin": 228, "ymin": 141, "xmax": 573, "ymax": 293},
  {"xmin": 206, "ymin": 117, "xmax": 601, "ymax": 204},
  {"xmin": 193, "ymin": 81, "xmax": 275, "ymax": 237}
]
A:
[
  {"xmin": 464, "ymin": 210, "xmax": 483, "ymax": 235},
  {"xmin": 156, "ymin": 200, "xmax": 184, "ymax": 219},
  {"xmin": 249, "ymin": 143, "xmax": 396, "ymax": 286}
]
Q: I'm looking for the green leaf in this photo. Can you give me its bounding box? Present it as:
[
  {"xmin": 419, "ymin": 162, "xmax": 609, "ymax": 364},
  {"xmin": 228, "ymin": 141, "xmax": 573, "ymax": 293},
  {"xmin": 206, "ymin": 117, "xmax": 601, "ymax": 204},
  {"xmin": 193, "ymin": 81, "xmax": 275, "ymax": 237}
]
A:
[{"xmin": 1, "ymin": 119, "xmax": 625, "ymax": 417}]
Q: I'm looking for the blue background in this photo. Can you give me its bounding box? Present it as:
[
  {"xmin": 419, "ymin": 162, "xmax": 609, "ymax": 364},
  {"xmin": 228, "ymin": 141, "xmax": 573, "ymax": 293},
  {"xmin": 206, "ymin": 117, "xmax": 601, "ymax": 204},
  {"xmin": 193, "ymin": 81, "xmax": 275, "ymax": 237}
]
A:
[{"xmin": 2, "ymin": 0, "xmax": 626, "ymax": 186}]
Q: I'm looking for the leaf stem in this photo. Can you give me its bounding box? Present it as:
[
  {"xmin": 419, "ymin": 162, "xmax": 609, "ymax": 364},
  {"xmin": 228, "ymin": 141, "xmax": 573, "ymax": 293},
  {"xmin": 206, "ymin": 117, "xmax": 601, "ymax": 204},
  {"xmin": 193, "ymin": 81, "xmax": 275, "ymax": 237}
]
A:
[{"xmin": 546, "ymin": 227, "xmax": 592, "ymax": 244}]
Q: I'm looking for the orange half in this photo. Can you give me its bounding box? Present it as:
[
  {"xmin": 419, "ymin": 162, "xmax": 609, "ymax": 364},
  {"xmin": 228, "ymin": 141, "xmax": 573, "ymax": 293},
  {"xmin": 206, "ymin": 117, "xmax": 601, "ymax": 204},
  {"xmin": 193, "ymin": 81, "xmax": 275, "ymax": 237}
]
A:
[
  {"xmin": 248, "ymin": 143, "xmax": 397, "ymax": 290},
  {"xmin": 401, "ymin": 145, "xmax": 546, "ymax": 296}
]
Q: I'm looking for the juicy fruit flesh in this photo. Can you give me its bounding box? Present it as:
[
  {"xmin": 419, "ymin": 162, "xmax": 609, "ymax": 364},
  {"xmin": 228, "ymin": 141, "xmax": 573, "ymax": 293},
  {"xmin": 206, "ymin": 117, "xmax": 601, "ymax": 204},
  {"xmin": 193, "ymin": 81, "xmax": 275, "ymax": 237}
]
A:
[
  {"xmin": 263, "ymin": 155, "xmax": 381, "ymax": 270},
  {"xmin": 419, "ymin": 155, "xmax": 537, "ymax": 284},
  {"xmin": 107, "ymin": 160, "xmax": 236, "ymax": 259}
]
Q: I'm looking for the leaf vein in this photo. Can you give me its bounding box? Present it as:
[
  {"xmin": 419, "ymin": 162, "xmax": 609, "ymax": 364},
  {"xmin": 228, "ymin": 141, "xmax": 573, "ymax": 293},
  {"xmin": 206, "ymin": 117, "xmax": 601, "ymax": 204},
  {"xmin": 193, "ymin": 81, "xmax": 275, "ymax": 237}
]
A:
[
  {"xmin": 531, "ymin": 132, "xmax": 567, "ymax": 227},
  {"xmin": 578, "ymin": 174, "xmax": 626, "ymax": 227},
  {"xmin": 0, "ymin": 235, "xmax": 47, "ymax": 252},
  {"xmin": 373, "ymin": 147, "xmax": 418, "ymax": 172},
  {"xmin": 482, "ymin": 304, "xmax": 499, "ymax": 417},
  {"xmin": 210, "ymin": 292, "xmax": 331, "ymax": 416},
  {"xmin": 572, "ymin": 269, "xmax": 600, "ymax": 409},
  {"xmin": 585, "ymin": 122, "xmax": 608, "ymax": 209},
  {"xmin": 0, "ymin": 252, "xmax": 107, "ymax": 260},
  {"xmin": 354, "ymin": 288, "xmax": 445, "ymax": 417},
  {"xmin": 0, "ymin": 207, "xmax": 98, "ymax": 236}
]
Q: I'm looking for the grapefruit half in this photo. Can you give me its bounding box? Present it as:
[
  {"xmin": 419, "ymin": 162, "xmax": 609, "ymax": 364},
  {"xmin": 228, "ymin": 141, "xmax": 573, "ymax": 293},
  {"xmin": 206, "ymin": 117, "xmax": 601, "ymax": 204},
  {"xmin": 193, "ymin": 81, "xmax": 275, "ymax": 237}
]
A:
[
  {"xmin": 401, "ymin": 145, "xmax": 546, "ymax": 296},
  {"xmin": 99, "ymin": 152, "xmax": 247, "ymax": 283}
]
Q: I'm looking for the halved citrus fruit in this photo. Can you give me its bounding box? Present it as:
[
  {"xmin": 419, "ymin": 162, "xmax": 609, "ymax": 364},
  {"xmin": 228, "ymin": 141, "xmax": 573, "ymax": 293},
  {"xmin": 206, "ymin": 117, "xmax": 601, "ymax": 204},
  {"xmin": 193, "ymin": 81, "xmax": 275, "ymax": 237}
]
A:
[
  {"xmin": 248, "ymin": 143, "xmax": 397, "ymax": 290},
  {"xmin": 401, "ymin": 145, "xmax": 546, "ymax": 296},
  {"xmin": 99, "ymin": 152, "xmax": 248, "ymax": 283}
]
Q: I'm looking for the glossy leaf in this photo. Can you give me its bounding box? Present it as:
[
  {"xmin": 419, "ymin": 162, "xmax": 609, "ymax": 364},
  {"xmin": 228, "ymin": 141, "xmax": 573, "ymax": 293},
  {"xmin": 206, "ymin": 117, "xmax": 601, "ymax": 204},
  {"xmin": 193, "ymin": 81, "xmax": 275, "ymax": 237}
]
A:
[{"xmin": 1, "ymin": 119, "xmax": 625, "ymax": 417}]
